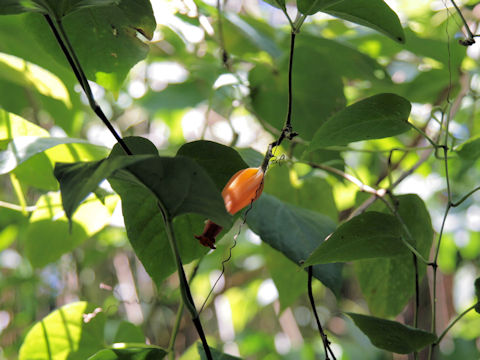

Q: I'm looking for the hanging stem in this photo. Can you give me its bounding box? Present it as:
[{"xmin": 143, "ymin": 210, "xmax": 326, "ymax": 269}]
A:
[
  {"xmin": 159, "ymin": 205, "xmax": 212, "ymax": 360},
  {"xmin": 43, "ymin": 14, "xmax": 132, "ymax": 155},
  {"xmin": 307, "ymin": 266, "xmax": 336, "ymax": 360},
  {"xmin": 261, "ymin": 31, "xmax": 298, "ymax": 172},
  {"xmin": 435, "ymin": 304, "xmax": 477, "ymax": 344}
]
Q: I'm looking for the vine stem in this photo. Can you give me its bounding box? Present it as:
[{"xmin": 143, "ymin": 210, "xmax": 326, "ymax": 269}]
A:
[
  {"xmin": 43, "ymin": 14, "xmax": 132, "ymax": 156},
  {"xmin": 159, "ymin": 205, "xmax": 212, "ymax": 360},
  {"xmin": 261, "ymin": 30, "xmax": 297, "ymax": 172},
  {"xmin": 307, "ymin": 266, "xmax": 335, "ymax": 360},
  {"xmin": 168, "ymin": 261, "xmax": 201, "ymax": 359},
  {"xmin": 435, "ymin": 304, "xmax": 477, "ymax": 344}
]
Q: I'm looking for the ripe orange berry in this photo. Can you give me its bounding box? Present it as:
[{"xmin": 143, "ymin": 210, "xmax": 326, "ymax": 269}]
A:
[
  {"xmin": 195, "ymin": 167, "xmax": 265, "ymax": 249},
  {"xmin": 222, "ymin": 167, "xmax": 264, "ymax": 215}
]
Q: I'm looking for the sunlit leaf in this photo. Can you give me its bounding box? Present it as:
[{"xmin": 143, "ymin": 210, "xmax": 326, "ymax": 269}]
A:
[
  {"xmin": 347, "ymin": 312, "xmax": 437, "ymax": 354},
  {"xmin": 0, "ymin": 136, "xmax": 105, "ymax": 174},
  {"xmin": 308, "ymin": 93, "xmax": 411, "ymax": 150},
  {"xmin": 0, "ymin": 109, "xmax": 48, "ymax": 144},
  {"xmin": 322, "ymin": 0, "xmax": 405, "ymax": 43},
  {"xmin": 0, "ymin": 52, "xmax": 70, "ymax": 106},
  {"xmin": 19, "ymin": 301, "xmax": 105, "ymax": 360},
  {"xmin": 26, "ymin": 0, "xmax": 155, "ymax": 93},
  {"xmin": 24, "ymin": 192, "xmax": 117, "ymax": 267},
  {"xmin": 249, "ymin": 46, "xmax": 345, "ymax": 140}
]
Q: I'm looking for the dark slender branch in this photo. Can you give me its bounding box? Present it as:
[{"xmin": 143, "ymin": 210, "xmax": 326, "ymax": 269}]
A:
[
  {"xmin": 412, "ymin": 254, "xmax": 420, "ymax": 359},
  {"xmin": 159, "ymin": 205, "xmax": 212, "ymax": 360},
  {"xmin": 43, "ymin": 14, "xmax": 132, "ymax": 155},
  {"xmin": 216, "ymin": 0, "xmax": 230, "ymax": 69},
  {"xmin": 307, "ymin": 266, "xmax": 336, "ymax": 360},
  {"xmin": 261, "ymin": 31, "xmax": 298, "ymax": 172},
  {"xmin": 450, "ymin": 0, "xmax": 478, "ymax": 46}
]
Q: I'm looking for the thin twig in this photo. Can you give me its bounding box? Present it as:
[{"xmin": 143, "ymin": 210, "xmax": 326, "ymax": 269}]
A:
[
  {"xmin": 43, "ymin": 14, "xmax": 132, "ymax": 155},
  {"xmin": 307, "ymin": 266, "xmax": 336, "ymax": 360},
  {"xmin": 261, "ymin": 31, "xmax": 298, "ymax": 172}
]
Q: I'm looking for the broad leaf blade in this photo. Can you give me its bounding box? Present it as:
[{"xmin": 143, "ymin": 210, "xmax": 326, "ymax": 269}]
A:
[
  {"xmin": 198, "ymin": 343, "xmax": 242, "ymax": 359},
  {"xmin": 303, "ymin": 212, "xmax": 406, "ymax": 266},
  {"xmin": 456, "ymin": 136, "xmax": 480, "ymax": 161},
  {"xmin": 26, "ymin": 0, "xmax": 155, "ymax": 93},
  {"xmin": 323, "ymin": 0, "xmax": 405, "ymax": 43},
  {"xmin": 246, "ymin": 194, "xmax": 342, "ymax": 295},
  {"xmin": 262, "ymin": 0, "xmax": 286, "ymax": 10},
  {"xmin": 308, "ymin": 93, "xmax": 411, "ymax": 150},
  {"xmin": 347, "ymin": 312, "xmax": 437, "ymax": 354},
  {"xmin": 54, "ymin": 155, "xmax": 153, "ymax": 221},
  {"xmin": 177, "ymin": 140, "xmax": 248, "ymax": 190},
  {"xmin": 249, "ymin": 45, "xmax": 345, "ymax": 141},
  {"xmin": 25, "ymin": 192, "xmax": 116, "ymax": 267},
  {"xmin": 108, "ymin": 178, "xmax": 209, "ymax": 286},
  {"xmin": 88, "ymin": 343, "xmax": 167, "ymax": 360},
  {"xmin": 297, "ymin": 0, "xmax": 343, "ymax": 15},
  {"xmin": 0, "ymin": 136, "xmax": 106, "ymax": 174},
  {"xmin": 19, "ymin": 302, "xmax": 105, "ymax": 360},
  {"xmin": 356, "ymin": 194, "xmax": 434, "ymax": 317},
  {"xmin": 115, "ymin": 155, "xmax": 231, "ymax": 226}
]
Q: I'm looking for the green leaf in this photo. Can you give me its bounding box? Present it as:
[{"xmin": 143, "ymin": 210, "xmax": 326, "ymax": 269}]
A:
[
  {"xmin": 55, "ymin": 138, "xmax": 231, "ymax": 227},
  {"xmin": 308, "ymin": 93, "xmax": 411, "ymax": 150},
  {"xmin": 246, "ymin": 194, "xmax": 342, "ymax": 295},
  {"xmin": 0, "ymin": 52, "xmax": 71, "ymax": 106},
  {"xmin": 322, "ymin": 0, "xmax": 405, "ymax": 43},
  {"xmin": 295, "ymin": 35, "xmax": 391, "ymax": 84},
  {"xmin": 303, "ymin": 212, "xmax": 406, "ymax": 266},
  {"xmin": 113, "ymin": 322, "xmax": 145, "ymax": 344},
  {"xmin": 26, "ymin": 0, "xmax": 155, "ymax": 93},
  {"xmin": 297, "ymin": 0, "xmax": 343, "ymax": 15},
  {"xmin": 25, "ymin": 192, "xmax": 117, "ymax": 267},
  {"xmin": 456, "ymin": 136, "xmax": 480, "ymax": 161},
  {"xmin": 0, "ymin": 136, "xmax": 104, "ymax": 174},
  {"xmin": 249, "ymin": 51, "xmax": 345, "ymax": 140},
  {"xmin": 0, "ymin": 0, "xmax": 44, "ymax": 15},
  {"xmin": 112, "ymin": 156, "xmax": 231, "ymax": 226},
  {"xmin": 356, "ymin": 194, "xmax": 434, "ymax": 317},
  {"xmin": 223, "ymin": 13, "xmax": 282, "ymax": 59},
  {"xmin": 108, "ymin": 178, "xmax": 209, "ymax": 286},
  {"xmin": 19, "ymin": 301, "xmax": 105, "ymax": 360},
  {"xmin": 176, "ymin": 140, "xmax": 248, "ymax": 190},
  {"xmin": 346, "ymin": 312, "xmax": 437, "ymax": 354},
  {"xmin": 198, "ymin": 343, "xmax": 242, "ymax": 359},
  {"xmin": 88, "ymin": 344, "xmax": 167, "ymax": 360},
  {"xmin": 264, "ymin": 165, "xmax": 338, "ymax": 221},
  {"xmin": 54, "ymin": 155, "xmax": 153, "ymax": 221},
  {"xmin": 475, "ymin": 277, "xmax": 480, "ymax": 314},
  {"xmin": 262, "ymin": 0, "xmax": 286, "ymax": 10},
  {"xmin": 0, "ymin": 109, "xmax": 48, "ymax": 143}
]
